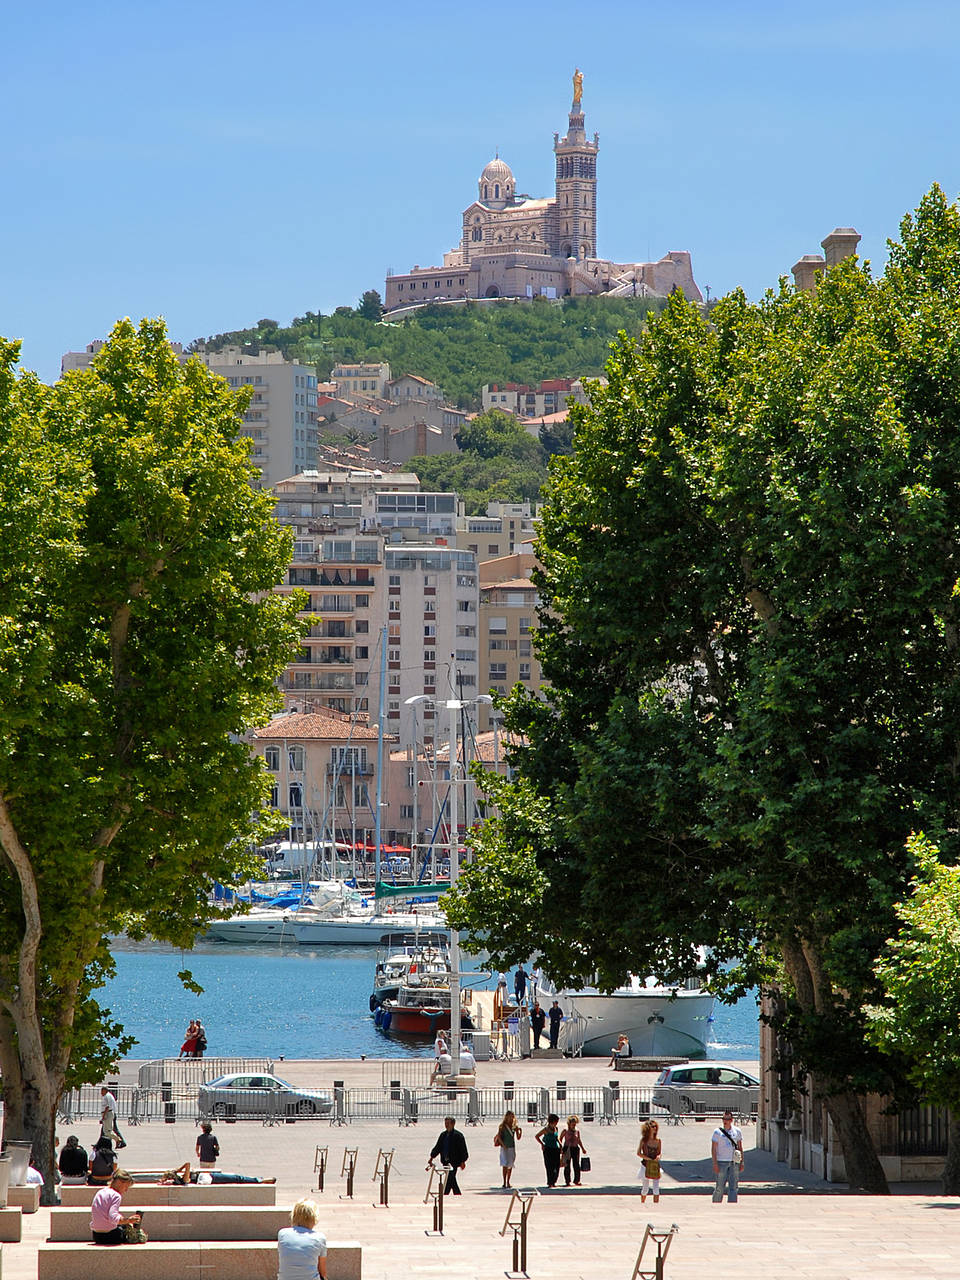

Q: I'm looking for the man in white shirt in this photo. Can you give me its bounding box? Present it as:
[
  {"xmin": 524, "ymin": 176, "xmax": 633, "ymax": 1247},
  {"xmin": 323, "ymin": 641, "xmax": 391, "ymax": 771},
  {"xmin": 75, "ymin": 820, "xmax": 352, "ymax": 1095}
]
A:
[
  {"xmin": 100, "ymin": 1086, "xmax": 126, "ymax": 1149},
  {"xmin": 711, "ymin": 1110, "xmax": 744, "ymax": 1203}
]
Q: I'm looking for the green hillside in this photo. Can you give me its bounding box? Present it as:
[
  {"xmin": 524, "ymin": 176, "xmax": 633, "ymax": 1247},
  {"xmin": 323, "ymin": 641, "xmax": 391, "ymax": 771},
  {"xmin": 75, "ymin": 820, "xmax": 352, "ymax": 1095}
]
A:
[{"xmin": 190, "ymin": 294, "xmax": 666, "ymax": 408}]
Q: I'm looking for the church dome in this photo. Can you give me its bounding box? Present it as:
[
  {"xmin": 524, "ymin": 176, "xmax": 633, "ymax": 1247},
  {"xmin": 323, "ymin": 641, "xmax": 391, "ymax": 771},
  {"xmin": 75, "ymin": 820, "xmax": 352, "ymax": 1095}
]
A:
[
  {"xmin": 479, "ymin": 157, "xmax": 514, "ymax": 206},
  {"xmin": 480, "ymin": 157, "xmax": 514, "ymax": 185}
]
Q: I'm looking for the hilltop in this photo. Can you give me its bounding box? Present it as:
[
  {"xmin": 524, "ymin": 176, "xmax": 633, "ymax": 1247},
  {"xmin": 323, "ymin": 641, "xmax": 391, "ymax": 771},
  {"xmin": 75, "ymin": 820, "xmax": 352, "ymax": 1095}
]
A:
[{"xmin": 190, "ymin": 294, "xmax": 666, "ymax": 409}]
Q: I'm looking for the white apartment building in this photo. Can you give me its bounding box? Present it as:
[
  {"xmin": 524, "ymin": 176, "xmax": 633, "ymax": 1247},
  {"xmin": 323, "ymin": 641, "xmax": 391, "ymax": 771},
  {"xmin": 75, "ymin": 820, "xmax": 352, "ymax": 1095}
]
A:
[
  {"xmin": 456, "ymin": 500, "xmax": 537, "ymax": 559},
  {"xmin": 331, "ymin": 361, "xmax": 391, "ymax": 399},
  {"xmin": 196, "ymin": 346, "xmax": 319, "ymax": 488},
  {"xmin": 61, "ymin": 339, "xmax": 186, "ymax": 373},
  {"xmin": 361, "ymin": 490, "xmax": 461, "ymax": 538},
  {"xmin": 381, "ymin": 545, "xmax": 480, "ymax": 746}
]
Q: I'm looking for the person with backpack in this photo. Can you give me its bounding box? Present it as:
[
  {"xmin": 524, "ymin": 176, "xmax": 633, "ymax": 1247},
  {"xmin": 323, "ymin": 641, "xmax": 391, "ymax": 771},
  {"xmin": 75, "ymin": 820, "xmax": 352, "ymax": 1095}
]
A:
[{"xmin": 195, "ymin": 1121, "xmax": 220, "ymax": 1169}]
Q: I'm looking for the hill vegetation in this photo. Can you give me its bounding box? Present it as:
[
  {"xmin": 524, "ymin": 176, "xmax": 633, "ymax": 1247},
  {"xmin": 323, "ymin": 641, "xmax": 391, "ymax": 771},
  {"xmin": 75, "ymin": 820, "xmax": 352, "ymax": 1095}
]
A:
[{"xmin": 191, "ymin": 294, "xmax": 667, "ymax": 408}]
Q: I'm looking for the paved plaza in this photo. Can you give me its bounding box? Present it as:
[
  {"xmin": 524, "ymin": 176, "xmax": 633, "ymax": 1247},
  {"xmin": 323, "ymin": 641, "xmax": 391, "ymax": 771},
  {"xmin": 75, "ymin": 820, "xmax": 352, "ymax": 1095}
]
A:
[{"xmin": 4, "ymin": 1055, "xmax": 957, "ymax": 1279}]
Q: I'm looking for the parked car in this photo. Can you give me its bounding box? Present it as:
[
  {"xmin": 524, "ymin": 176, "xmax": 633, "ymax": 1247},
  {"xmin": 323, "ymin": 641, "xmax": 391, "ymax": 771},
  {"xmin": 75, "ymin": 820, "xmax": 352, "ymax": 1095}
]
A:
[
  {"xmin": 651, "ymin": 1062, "xmax": 760, "ymax": 1116},
  {"xmin": 198, "ymin": 1073, "xmax": 334, "ymax": 1119}
]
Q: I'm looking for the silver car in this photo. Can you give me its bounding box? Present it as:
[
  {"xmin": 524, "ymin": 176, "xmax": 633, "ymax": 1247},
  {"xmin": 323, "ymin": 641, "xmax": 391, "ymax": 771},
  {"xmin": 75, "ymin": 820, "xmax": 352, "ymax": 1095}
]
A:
[
  {"xmin": 198, "ymin": 1072, "xmax": 333, "ymax": 1119},
  {"xmin": 652, "ymin": 1062, "xmax": 760, "ymax": 1116}
]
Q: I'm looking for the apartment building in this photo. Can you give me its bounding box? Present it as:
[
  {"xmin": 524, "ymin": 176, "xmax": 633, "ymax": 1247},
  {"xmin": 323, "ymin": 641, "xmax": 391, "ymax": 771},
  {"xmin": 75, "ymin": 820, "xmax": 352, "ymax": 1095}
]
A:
[
  {"xmin": 251, "ymin": 709, "xmax": 388, "ymax": 847},
  {"xmin": 331, "ymin": 361, "xmax": 391, "ymax": 399},
  {"xmin": 456, "ymin": 500, "xmax": 536, "ymax": 559},
  {"xmin": 382, "ymin": 544, "xmax": 480, "ymax": 745},
  {"xmin": 195, "ymin": 346, "xmax": 319, "ymax": 487},
  {"xmin": 478, "ymin": 552, "xmax": 541, "ymax": 730}
]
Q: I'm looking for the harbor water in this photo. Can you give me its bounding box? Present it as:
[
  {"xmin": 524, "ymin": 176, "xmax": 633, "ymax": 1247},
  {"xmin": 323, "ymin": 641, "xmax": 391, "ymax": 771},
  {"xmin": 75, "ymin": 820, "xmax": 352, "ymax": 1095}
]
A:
[{"xmin": 103, "ymin": 939, "xmax": 760, "ymax": 1062}]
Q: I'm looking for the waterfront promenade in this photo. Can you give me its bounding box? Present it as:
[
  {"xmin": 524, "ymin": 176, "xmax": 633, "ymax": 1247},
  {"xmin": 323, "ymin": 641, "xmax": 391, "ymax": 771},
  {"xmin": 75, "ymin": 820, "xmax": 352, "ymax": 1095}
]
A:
[{"xmin": 4, "ymin": 1055, "xmax": 956, "ymax": 1280}]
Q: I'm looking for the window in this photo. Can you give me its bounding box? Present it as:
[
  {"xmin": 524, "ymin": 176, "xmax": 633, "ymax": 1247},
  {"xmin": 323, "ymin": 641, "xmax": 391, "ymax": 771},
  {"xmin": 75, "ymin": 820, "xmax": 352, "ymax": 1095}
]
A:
[
  {"xmin": 424, "ymin": 649, "xmax": 436, "ymax": 662},
  {"xmin": 264, "ymin": 746, "xmax": 280, "ymax": 771},
  {"xmin": 488, "ymin": 544, "xmax": 499, "ymax": 555},
  {"xmin": 460, "ymin": 673, "xmax": 476, "ymax": 686},
  {"xmin": 269, "ymin": 783, "xmax": 278, "ymax": 807},
  {"xmin": 519, "ymin": 663, "xmax": 531, "ymax": 681},
  {"xmin": 289, "ymin": 782, "xmax": 303, "ymax": 807},
  {"xmin": 488, "ymin": 616, "xmax": 507, "ymax": 634},
  {"xmin": 288, "ymin": 746, "xmax": 304, "ymax": 771},
  {"xmin": 332, "ymin": 747, "xmax": 367, "ymax": 771},
  {"xmin": 388, "ymin": 648, "xmax": 401, "ymax": 661},
  {"xmin": 355, "ymin": 595, "xmax": 369, "ymax": 607},
  {"xmin": 400, "ymin": 804, "xmax": 415, "ymax": 819},
  {"xmin": 356, "ymin": 620, "xmax": 369, "ymax": 634},
  {"xmin": 356, "ymin": 646, "xmax": 368, "ymax": 659},
  {"xmin": 456, "ymin": 649, "xmax": 476, "ymax": 662},
  {"xmin": 389, "ymin": 575, "xmax": 401, "ymax": 586},
  {"xmin": 424, "ymin": 625, "xmax": 436, "ymax": 637},
  {"xmin": 406, "ymin": 767, "xmax": 415, "ymax": 788},
  {"xmin": 490, "ymin": 663, "xmax": 508, "ymax": 678},
  {"xmin": 457, "ymin": 600, "xmax": 475, "ymax": 612},
  {"xmin": 457, "ymin": 625, "xmax": 476, "ymax": 638}
]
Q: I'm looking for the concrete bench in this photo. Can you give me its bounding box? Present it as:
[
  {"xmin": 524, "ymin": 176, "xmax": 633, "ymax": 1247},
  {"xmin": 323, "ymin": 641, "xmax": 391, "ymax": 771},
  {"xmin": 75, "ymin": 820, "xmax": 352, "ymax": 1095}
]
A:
[
  {"xmin": 6, "ymin": 1186, "xmax": 40, "ymax": 1213},
  {"xmin": 38, "ymin": 1240, "xmax": 362, "ymax": 1280},
  {"xmin": 0, "ymin": 1208, "xmax": 21, "ymax": 1243},
  {"xmin": 50, "ymin": 1206, "xmax": 289, "ymax": 1241},
  {"xmin": 59, "ymin": 1183, "xmax": 276, "ymax": 1207}
]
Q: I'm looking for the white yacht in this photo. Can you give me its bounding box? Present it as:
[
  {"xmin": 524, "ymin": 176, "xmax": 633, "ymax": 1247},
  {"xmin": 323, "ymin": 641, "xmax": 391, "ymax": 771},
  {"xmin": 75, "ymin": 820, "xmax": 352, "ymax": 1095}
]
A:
[{"xmin": 554, "ymin": 975, "xmax": 715, "ymax": 1058}]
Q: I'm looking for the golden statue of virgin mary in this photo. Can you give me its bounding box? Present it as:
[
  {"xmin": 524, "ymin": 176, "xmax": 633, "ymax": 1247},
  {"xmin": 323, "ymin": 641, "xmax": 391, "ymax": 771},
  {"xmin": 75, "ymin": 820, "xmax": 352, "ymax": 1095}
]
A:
[{"xmin": 573, "ymin": 68, "xmax": 583, "ymax": 106}]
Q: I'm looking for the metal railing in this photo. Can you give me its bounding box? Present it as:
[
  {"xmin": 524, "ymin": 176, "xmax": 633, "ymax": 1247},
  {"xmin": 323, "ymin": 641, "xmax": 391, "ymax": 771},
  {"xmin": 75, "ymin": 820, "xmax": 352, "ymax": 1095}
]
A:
[
  {"xmin": 58, "ymin": 1081, "xmax": 664, "ymax": 1127},
  {"xmin": 137, "ymin": 1058, "xmax": 274, "ymax": 1089}
]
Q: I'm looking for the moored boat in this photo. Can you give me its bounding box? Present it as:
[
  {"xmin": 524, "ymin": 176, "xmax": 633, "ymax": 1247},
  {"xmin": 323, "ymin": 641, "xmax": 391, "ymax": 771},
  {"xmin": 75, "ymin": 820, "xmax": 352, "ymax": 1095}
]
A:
[{"xmin": 554, "ymin": 975, "xmax": 714, "ymax": 1058}]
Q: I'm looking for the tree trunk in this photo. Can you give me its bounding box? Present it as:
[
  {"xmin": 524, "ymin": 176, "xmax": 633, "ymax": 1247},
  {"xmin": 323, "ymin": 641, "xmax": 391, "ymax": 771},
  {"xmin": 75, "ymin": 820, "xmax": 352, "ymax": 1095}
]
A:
[
  {"xmin": 1, "ymin": 1059, "xmax": 61, "ymax": 1207},
  {"xmin": 942, "ymin": 1109, "xmax": 960, "ymax": 1194},
  {"xmin": 780, "ymin": 935, "xmax": 890, "ymax": 1194},
  {"xmin": 823, "ymin": 1090, "xmax": 890, "ymax": 1194}
]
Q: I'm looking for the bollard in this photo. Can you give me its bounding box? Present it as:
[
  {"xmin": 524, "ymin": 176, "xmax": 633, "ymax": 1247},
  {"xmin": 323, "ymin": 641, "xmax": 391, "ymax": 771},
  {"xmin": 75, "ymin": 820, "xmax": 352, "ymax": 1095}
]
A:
[
  {"xmin": 161, "ymin": 1081, "xmax": 175, "ymax": 1124},
  {"xmin": 583, "ymin": 1100, "xmax": 595, "ymax": 1122},
  {"xmin": 467, "ymin": 1088, "xmax": 481, "ymax": 1126},
  {"xmin": 333, "ymin": 1085, "xmax": 347, "ymax": 1126}
]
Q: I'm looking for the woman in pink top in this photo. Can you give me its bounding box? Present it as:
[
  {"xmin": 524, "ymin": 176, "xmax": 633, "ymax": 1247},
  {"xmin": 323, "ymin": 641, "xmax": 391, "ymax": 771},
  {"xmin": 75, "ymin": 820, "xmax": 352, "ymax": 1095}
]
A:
[{"xmin": 90, "ymin": 1171, "xmax": 141, "ymax": 1244}]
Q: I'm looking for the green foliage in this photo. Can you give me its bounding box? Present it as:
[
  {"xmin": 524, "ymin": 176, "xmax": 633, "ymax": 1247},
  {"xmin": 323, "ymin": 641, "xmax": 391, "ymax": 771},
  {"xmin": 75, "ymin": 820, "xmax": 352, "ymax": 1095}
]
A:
[
  {"xmin": 0, "ymin": 319, "xmax": 304, "ymax": 1186},
  {"xmin": 446, "ymin": 185, "xmax": 960, "ymax": 1192},
  {"xmin": 869, "ymin": 834, "xmax": 960, "ymax": 1112},
  {"xmin": 357, "ymin": 290, "xmax": 383, "ymax": 321},
  {"xmin": 192, "ymin": 295, "xmax": 664, "ymax": 408}
]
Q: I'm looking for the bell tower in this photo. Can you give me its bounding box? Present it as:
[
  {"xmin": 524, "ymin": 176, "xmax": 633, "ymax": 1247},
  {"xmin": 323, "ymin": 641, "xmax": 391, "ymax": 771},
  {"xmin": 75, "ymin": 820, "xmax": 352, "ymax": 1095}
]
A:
[{"xmin": 553, "ymin": 69, "xmax": 599, "ymax": 260}]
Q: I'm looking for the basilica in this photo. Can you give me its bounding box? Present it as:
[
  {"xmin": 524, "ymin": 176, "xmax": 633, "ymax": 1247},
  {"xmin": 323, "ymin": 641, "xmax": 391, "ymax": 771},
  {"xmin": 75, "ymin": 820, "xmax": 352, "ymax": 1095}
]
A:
[{"xmin": 383, "ymin": 74, "xmax": 701, "ymax": 311}]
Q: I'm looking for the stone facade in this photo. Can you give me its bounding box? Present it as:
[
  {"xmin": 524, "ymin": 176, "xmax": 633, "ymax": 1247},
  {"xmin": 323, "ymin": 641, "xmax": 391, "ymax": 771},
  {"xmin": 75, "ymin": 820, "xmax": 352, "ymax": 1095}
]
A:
[{"xmin": 384, "ymin": 77, "xmax": 701, "ymax": 310}]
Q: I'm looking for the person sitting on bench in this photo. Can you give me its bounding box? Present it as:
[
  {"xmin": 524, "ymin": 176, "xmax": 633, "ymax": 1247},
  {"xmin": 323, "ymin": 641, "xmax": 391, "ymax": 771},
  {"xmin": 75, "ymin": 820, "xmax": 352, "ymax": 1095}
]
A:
[
  {"xmin": 160, "ymin": 1161, "xmax": 276, "ymax": 1185},
  {"xmin": 608, "ymin": 1034, "xmax": 632, "ymax": 1067}
]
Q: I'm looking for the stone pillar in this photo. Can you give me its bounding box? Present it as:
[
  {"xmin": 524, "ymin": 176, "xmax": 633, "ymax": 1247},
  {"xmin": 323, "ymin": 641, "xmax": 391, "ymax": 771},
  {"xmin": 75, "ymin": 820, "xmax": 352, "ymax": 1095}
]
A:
[
  {"xmin": 821, "ymin": 227, "xmax": 861, "ymax": 266},
  {"xmin": 792, "ymin": 254, "xmax": 826, "ymax": 292}
]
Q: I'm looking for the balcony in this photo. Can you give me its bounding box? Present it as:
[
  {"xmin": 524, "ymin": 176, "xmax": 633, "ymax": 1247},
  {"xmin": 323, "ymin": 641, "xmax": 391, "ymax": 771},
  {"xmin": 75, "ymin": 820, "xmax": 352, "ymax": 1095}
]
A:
[{"xmin": 326, "ymin": 761, "xmax": 374, "ymax": 777}]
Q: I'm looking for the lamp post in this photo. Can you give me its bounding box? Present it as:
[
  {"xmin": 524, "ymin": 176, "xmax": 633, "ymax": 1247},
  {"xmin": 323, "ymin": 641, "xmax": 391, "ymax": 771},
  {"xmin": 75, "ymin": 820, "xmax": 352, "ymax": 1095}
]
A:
[{"xmin": 406, "ymin": 693, "xmax": 492, "ymax": 1078}]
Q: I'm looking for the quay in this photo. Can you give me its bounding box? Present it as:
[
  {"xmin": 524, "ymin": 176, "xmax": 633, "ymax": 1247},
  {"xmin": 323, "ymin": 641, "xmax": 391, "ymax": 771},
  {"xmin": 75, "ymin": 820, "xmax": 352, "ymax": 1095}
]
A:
[{"xmin": 2, "ymin": 1054, "xmax": 956, "ymax": 1280}]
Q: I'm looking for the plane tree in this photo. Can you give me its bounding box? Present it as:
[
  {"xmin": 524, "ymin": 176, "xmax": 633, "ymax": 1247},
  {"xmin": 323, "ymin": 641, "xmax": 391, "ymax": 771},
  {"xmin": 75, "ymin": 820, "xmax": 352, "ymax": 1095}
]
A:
[
  {"xmin": 0, "ymin": 320, "xmax": 304, "ymax": 1198},
  {"xmin": 446, "ymin": 187, "xmax": 960, "ymax": 1193}
]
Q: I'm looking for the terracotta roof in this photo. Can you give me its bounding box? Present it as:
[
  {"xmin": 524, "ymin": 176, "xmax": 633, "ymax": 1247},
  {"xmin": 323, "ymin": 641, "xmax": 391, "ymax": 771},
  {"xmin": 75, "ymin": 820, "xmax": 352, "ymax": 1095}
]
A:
[
  {"xmin": 520, "ymin": 409, "xmax": 569, "ymax": 425},
  {"xmin": 254, "ymin": 711, "xmax": 385, "ymax": 741}
]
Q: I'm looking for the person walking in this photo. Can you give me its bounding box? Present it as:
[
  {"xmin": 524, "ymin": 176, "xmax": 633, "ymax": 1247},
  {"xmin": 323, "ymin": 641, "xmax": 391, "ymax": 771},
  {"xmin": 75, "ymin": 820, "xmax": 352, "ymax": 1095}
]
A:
[
  {"xmin": 195, "ymin": 1121, "xmax": 220, "ymax": 1169},
  {"xmin": 99, "ymin": 1086, "xmax": 126, "ymax": 1148},
  {"xmin": 561, "ymin": 1114, "xmax": 586, "ymax": 1186},
  {"xmin": 530, "ymin": 1001, "xmax": 546, "ymax": 1049},
  {"xmin": 513, "ymin": 965, "xmax": 528, "ymax": 1005},
  {"xmin": 494, "ymin": 1110, "xmax": 522, "ymax": 1189},
  {"xmin": 494, "ymin": 971, "xmax": 508, "ymax": 1019},
  {"xmin": 428, "ymin": 1116, "xmax": 469, "ymax": 1195},
  {"xmin": 194, "ymin": 1020, "xmax": 207, "ymax": 1057},
  {"xmin": 548, "ymin": 1000, "xmax": 563, "ymax": 1050},
  {"xmin": 637, "ymin": 1119, "xmax": 662, "ymax": 1203},
  {"xmin": 534, "ymin": 1113, "xmax": 563, "ymax": 1188},
  {"xmin": 711, "ymin": 1110, "xmax": 744, "ymax": 1203}
]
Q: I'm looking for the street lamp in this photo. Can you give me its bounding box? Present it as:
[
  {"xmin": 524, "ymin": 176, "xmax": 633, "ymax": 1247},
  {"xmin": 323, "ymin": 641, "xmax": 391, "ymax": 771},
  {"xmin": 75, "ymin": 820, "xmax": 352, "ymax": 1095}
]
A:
[{"xmin": 405, "ymin": 693, "xmax": 492, "ymax": 1080}]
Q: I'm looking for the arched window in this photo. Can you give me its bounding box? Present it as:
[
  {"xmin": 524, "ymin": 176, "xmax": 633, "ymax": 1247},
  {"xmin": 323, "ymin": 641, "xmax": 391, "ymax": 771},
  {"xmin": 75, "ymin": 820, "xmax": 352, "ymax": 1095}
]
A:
[
  {"xmin": 483, "ymin": 185, "xmax": 488, "ymax": 200},
  {"xmin": 495, "ymin": 183, "xmax": 500, "ymax": 199}
]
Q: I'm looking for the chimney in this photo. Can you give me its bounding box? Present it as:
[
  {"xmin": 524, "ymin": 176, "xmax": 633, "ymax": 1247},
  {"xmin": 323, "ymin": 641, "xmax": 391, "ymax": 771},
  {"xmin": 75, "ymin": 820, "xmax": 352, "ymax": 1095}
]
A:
[
  {"xmin": 792, "ymin": 254, "xmax": 826, "ymax": 293},
  {"xmin": 821, "ymin": 227, "xmax": 862, "ymax": 267}
]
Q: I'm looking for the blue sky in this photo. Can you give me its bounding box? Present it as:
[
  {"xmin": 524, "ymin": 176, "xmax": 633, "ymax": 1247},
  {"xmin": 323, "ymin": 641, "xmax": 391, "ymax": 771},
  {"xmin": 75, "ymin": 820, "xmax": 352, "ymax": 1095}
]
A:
[{"xmin": 4, "ymin": 0, "xmax": 958, "ymax": 383}]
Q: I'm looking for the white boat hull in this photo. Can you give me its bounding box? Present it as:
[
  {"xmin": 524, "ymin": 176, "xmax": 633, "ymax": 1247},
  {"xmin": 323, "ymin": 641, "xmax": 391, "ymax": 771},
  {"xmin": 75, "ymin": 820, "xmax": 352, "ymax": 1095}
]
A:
[
  {"xmin": 559, "ymin": 985, "xmax": 715, "ymax": 1058},
  {"xmin": 204, "ymin": 910, "xmax": 300, "ymax": 943},
  {"xmin": 292, "ymin": 912, "xmax": 447, "ymax": 946}
]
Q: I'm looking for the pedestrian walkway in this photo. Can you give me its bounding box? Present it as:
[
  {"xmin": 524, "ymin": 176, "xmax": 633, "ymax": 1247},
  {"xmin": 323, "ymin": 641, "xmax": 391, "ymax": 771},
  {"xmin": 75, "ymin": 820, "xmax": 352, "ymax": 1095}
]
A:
[{"xmin": 3, "ymin": 1057, "xmax": 955, "ymax": 1280}]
